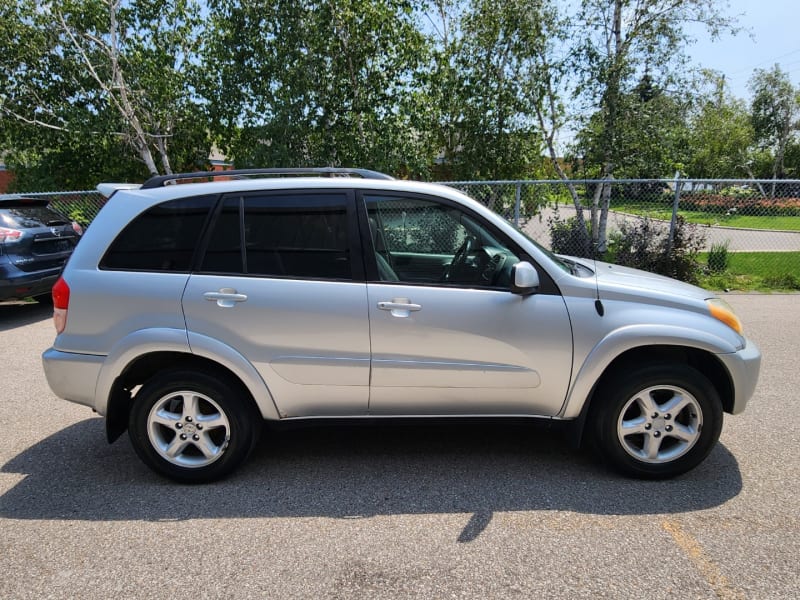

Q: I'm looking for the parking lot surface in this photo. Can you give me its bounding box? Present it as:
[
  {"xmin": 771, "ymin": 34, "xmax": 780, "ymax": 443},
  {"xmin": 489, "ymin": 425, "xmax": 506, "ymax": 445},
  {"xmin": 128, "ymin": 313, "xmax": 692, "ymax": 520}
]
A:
[{"xmin": 0, "ymin": 294, "xmax": 797, "ymax": 599}]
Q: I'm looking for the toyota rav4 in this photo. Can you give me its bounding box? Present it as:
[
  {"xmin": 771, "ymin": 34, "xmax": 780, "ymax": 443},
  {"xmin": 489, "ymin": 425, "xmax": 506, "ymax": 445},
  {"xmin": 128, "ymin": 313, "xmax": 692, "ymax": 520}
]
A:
[{"xmin": 42, "ymin": 168, "xmax": 761, "ymax": 482}]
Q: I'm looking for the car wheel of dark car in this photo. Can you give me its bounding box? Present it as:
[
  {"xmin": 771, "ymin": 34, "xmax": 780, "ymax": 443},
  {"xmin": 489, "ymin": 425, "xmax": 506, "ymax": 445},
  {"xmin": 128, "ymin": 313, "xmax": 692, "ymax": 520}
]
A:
[
  {"xmin": 128, "ymin": 370, "xmax": 260, "ymax": 483},
  {"xmin": 591, "ymin": 364, "xmax": 723, "ymax": 479}
]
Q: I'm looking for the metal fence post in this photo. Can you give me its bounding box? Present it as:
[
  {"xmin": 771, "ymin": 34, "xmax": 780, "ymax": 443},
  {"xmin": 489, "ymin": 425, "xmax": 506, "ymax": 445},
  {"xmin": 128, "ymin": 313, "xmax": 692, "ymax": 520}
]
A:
[
  {"xmin": 514, "ymin": 183, "xmax": 521, "ymax": 226},
  {"xmin": 667, "ymin": 171, "xmax": 682, "ymax": 252}
]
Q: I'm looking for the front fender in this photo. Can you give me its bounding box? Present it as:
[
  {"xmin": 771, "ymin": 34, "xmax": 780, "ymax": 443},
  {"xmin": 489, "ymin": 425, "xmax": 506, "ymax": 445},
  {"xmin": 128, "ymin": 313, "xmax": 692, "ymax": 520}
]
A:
[{"xmin": 559, "ymin": 323, "xmax": 740, "ymax": 419}]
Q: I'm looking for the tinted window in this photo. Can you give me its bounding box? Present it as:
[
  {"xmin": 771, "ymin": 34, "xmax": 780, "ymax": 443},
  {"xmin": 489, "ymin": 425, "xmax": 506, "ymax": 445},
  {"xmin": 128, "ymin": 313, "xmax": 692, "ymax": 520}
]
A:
[
  {"xmin": 200, "ymin": 197, "xmax": 242, "ymax": 273},
  {"xmin": 201, "ymin": 193, "xmax": 352, "ymax": 280},
  {"xmin": 101, "ymin": 195, "xmax": 216, "ymax": 271}
]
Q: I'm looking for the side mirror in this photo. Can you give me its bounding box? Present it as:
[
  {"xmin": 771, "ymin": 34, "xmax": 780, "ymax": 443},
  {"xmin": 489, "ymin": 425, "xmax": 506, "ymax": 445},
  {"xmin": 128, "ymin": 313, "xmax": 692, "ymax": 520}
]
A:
[{"xmin": 510, "ymin": 261, "xmax": 539, "ymax": 296}]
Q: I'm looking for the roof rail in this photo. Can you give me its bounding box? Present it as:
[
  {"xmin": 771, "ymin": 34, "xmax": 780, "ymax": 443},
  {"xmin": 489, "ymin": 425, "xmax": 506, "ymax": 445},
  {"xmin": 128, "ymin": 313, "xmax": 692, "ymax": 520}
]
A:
[{"xmin": 140, "ymin": 167, "xmax": 393, "ymax": 189}]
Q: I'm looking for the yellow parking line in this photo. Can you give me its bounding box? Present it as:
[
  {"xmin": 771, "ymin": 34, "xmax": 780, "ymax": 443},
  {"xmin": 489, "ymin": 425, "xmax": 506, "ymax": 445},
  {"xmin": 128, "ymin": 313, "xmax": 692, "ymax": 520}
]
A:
[{"xmin": 662, "ymin": 520, "xmax": 744, "ymax": 600}]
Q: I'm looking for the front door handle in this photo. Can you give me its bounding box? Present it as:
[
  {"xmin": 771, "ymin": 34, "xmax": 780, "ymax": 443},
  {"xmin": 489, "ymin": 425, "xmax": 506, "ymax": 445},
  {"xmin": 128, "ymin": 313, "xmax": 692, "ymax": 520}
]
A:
[
  {"xmin": 204, "ymin": 288, "xmax": 248, "ymax": 308},
  {"xmin": 378, "ymin": 298, "xmax": 421, "ymax": 318}
]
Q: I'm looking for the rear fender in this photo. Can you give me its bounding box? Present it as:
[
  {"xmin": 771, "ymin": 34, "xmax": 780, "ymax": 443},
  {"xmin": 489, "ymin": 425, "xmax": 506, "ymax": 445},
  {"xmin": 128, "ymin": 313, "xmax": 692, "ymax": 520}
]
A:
[{"xmin": 95, "ymin": 328, "xmax": 279, "ymax": 420}]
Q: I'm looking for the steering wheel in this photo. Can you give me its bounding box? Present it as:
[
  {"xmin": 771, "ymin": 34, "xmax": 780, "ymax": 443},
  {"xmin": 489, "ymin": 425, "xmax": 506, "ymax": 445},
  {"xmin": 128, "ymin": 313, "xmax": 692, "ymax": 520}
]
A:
[{"xmin": 444, "ymin": 236, "xmax": 476, "ymax": 282}]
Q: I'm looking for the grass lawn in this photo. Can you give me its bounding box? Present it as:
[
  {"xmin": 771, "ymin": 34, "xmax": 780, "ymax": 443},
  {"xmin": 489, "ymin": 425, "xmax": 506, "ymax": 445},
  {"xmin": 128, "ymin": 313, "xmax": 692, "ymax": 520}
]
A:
[
  {"xmin": 610, "ymin": 202, "xmax": 800, "ymax": 231},
  {"xmin": 697, "ymin": 251, "xmax": 800, "ymax": 291}
]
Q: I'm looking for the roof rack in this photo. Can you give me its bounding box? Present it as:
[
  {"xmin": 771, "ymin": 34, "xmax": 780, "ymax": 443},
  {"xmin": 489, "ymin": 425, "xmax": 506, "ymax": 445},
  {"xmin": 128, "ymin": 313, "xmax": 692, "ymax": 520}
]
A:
[{"xmin": 141, "ymin": 167, "xmax": 393, "ymax": 189}]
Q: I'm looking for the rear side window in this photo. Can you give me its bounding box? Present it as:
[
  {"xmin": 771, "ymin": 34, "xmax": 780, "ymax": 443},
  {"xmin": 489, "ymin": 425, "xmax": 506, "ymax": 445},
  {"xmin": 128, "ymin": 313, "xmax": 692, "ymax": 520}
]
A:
[
  {"xmin": 200, "ymin": 192, "xmax": 352, "ymax": 280},
  {"xmin": 100, "ymin": 195, "xmax": 216, "ymax": 271}
]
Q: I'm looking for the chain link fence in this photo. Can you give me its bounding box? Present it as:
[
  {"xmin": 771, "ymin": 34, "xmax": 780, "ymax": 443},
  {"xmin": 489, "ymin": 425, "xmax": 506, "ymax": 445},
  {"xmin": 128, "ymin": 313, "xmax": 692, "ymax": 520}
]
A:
[
  {"xmin": 443, "ymin": 178, "xmax": 800, "ymax": 287},
  {"xmin": 3, "ymin": 179, "xmax": 799, "ymax": 287},
  {"xmin": 0, "ymin": 190, "xmax": 107, "ymax": 227}
]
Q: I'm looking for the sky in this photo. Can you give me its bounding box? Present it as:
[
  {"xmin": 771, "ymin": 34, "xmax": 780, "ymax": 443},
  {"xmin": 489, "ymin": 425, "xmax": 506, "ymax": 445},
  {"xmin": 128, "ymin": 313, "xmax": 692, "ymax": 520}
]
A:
[{"xmin": 688, "ymin": 0, "xmax": 800, "ymax": 100}]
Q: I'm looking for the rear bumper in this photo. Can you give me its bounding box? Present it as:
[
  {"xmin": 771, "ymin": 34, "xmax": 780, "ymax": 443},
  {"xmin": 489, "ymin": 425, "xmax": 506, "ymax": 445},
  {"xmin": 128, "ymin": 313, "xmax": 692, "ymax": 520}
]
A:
[
  {"xmin": 717, "ymin": 337, "xmax": 762, "ymax": 415},
  {"xmin": 0, "ymin": 266, "xmax": 61, "ymax": 300},
  {"xmin": 42, "ymin": 348, "xmax": 105, "ymax": 412}
]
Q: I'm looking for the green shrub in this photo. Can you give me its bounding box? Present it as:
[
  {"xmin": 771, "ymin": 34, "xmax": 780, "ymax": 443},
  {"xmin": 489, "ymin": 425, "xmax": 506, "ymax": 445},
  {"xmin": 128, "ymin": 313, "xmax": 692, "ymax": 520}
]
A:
[
  {"xmin": 548, "ymin": 214, "xmax": 594, "ymax": 258},
  {"xmin": 612, "ymin": 215, "xmax": 706, "ymax": 284},
  {"xmin": 707, "ymin": 241, "xmax": 730, "ymax": 273},
  {"xmin": 762, "ymin": 273, "xmax": 800, "ymax": 290}
]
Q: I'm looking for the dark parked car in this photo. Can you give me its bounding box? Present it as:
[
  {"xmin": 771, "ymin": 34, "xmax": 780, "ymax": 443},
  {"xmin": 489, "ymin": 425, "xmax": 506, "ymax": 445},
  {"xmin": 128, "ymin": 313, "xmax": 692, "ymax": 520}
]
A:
[{"xmin": 0, "ymin": 195, "xmax": 82, "ymax": 301}]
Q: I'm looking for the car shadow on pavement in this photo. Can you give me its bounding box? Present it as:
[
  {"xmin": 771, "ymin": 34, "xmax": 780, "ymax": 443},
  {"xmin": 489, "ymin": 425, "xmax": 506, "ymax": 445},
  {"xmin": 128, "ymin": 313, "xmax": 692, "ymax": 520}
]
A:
[
  {"xmin": 1, "ymin": 418, "xmax": 742, "ymax": 541},
  {"xmin": 0, "ymin": 300, "xmax": 52, "ymax": 332}
]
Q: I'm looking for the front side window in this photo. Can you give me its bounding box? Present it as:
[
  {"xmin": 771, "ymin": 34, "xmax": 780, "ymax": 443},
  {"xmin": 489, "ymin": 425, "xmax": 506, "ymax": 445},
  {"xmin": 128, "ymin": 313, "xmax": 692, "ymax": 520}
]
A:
[
  {"xmin": 365, "ymin": 195, "xmax": 520, "ymax": 288},
  {"xmin": 100, "ymin": 195, "xmax": 216, "ymax": 272},
  {"xmin": 201, "ymin": 192, "xmax": 352, "ymax": 280}
]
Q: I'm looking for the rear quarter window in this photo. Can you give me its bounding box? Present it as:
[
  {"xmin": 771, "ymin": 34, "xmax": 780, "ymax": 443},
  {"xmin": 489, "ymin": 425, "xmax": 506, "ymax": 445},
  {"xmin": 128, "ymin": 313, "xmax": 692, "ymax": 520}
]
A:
[{"xmin": 100, "ymin": 195, "xmax": 217, "ymax": 272}]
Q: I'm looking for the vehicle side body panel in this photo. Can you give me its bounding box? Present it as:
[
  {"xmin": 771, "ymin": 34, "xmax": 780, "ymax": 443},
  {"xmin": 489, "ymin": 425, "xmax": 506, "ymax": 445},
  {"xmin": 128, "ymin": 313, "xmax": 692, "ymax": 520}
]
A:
[
  {"xmin": 182, "ymin": 276, "xmax": 371, "ymax": 418},
  {"xmin": 366, "ymin": 283, "xmax": 573, "ymax": 415}
]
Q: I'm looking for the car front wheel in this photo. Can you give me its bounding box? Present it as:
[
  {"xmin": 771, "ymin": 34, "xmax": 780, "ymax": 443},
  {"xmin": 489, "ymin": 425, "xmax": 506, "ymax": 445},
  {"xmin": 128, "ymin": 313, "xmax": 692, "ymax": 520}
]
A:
[
  {"xmin": 591, "ymin": 364, "xmax": 723, "ymax": 479},
  {"xmin": 128, "ymin": 370, "xmax": 259, "ymax": 483}
]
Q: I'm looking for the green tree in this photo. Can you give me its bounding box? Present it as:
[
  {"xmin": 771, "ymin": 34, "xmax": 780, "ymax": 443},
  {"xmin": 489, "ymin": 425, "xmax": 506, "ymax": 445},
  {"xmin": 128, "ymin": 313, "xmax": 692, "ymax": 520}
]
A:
[
  {"xmin": 571, "ymin": 0, "xmax": 737, "ymax": 250},
  {"xmin": 425, "ymin": 0, "xmax": 544, "ymax": 181},
  {"xmin": 0, "ymin": 0, "xmax": 209, "ymax": 183},
  {"xmin": 686, "ymin": 72, "xmax": 754, "ymax": 179},
  {"xmin": 204, "ymin": 0, "xmax": 432, "ymax": 176},
  {"xmin": 576, "ymin": 74, "xmax": 692, "ymax": 179},
  {"xmin": 749, "ymin": 65, "xmax": 800, "ymax": 184}
]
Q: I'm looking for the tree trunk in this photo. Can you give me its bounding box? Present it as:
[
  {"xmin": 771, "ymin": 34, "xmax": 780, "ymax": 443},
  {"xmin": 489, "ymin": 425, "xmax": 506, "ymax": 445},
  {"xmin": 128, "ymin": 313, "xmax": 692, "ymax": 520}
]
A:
[
  {"xmin": 597, "ymin": 176, "xmax": 612, "ymax": 253},
  {"xmin": 595, "ymin": 0, "xmax": 624, "ymax": 251},
  {"xmin": 590, "ymin": 181, "xmax": 602, "ymax": 250},
  {"xmin": 107, "ymin": 1, "xmax": 160, "ymax": 175},
  {"xmin": 157, "ymin": 137, "xmax": 173, "ymax": 175},
  {"xmin": 533, "ymin": 68, "xmax": 592, "ymax": 256}
]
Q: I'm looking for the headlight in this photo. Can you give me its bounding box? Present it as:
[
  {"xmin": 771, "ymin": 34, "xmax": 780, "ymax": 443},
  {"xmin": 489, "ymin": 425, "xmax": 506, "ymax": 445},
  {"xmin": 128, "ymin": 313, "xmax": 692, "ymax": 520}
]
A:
[{"xmin": 706, "ymin": 298, "xmax": 743, "ymax": 335}]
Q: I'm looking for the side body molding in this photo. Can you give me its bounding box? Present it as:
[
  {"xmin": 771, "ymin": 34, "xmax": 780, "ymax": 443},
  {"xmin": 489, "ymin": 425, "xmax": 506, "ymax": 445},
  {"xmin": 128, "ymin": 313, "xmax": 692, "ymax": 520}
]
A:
[{"xmin": 559, "ymin": 323, "xmax": 741, "ymax": 419}]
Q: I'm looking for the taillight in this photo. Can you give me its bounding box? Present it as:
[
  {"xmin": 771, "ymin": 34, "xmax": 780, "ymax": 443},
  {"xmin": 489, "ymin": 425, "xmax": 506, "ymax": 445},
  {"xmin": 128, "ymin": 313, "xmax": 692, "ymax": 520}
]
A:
[
  {"xmin": 0, "ymin": 226, "xmax": 23, "ymax": 242},
  {"xmin": 52, "ymin": 276, "xmax": 70, "ymax": 334},
  {"xmin": 72, "ymin": 221, "xmax": 83, "ymax": 236}
]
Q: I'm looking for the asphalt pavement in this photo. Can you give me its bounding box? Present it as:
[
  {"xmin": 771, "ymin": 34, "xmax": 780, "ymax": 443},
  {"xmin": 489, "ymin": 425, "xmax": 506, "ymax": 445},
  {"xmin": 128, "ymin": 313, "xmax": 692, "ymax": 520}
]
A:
[{"xmin": 0, "ymin": 294, "xmax": 797, "ymax": 599}]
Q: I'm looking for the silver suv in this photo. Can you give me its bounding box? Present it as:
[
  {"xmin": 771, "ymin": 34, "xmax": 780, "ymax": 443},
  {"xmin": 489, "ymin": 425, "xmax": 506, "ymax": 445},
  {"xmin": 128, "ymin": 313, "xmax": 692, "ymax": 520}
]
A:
[{"xmin": 42, "ymin": 168, "xmax": 761, "ymax": 482}]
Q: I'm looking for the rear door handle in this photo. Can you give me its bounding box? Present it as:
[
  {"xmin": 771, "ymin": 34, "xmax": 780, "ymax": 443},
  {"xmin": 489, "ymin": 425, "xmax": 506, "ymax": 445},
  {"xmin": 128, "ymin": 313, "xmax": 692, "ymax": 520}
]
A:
[
  {"xmin": 204, "ymin": 288, "xmax": 248, "ymax": 308},
  {"xmin": 378, "ymin": 298, "xmax": 421, "ymax": 318}
]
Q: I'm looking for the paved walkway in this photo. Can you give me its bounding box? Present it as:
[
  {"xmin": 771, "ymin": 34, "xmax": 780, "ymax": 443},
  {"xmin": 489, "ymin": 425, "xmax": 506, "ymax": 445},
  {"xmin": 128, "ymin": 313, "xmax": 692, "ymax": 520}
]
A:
[{"xmin": 522, "ymin": 206, "xmax": 800, "ymax": 252}]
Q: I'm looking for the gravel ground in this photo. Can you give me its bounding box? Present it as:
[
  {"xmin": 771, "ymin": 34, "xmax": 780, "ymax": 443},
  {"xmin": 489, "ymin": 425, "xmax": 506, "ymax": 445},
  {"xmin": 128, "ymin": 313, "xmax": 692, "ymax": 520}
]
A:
[{"xmin": 0, "ymin": 294, "xmax": 797, "ymax": 599}]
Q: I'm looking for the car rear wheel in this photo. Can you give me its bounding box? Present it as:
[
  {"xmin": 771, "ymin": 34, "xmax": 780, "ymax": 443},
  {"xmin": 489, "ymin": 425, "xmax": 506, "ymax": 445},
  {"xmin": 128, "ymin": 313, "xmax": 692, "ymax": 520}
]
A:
[
  {"xmin": 591, "ymin": 364, "xmax": 723, "ymax": 479},
  {"xmin": 128, "ymin": 370, "xmax": 259, "ymax": 483}
]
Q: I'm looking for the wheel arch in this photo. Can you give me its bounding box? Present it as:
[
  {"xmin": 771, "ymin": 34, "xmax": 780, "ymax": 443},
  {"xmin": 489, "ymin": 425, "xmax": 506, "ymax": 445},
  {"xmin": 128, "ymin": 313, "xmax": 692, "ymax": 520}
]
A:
[
  {"xmin": 104, "ymin": 349, "xmax": 278, "ymax": 443},
  {"xmin": 564, "ymin": 344, "xmax": 734, "ymax": 449}
]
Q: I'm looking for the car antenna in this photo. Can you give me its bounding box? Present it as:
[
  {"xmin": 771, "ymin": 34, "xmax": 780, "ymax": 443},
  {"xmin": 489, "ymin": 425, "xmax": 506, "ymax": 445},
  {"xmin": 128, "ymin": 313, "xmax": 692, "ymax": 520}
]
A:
[{"xmin": 587, "ymin": 161, "xmax": 604, "ymax": 317}]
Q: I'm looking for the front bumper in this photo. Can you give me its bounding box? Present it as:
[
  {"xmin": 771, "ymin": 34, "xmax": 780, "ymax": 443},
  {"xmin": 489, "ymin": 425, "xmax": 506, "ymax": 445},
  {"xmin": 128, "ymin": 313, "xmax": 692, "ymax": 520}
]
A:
[
  {"xmin": 717, "ymin": 336, "xmax": 762, "ymax": 414},
  {"xmin": 42, "ymin": 348, "xmax": 105, "ymax": 412}
]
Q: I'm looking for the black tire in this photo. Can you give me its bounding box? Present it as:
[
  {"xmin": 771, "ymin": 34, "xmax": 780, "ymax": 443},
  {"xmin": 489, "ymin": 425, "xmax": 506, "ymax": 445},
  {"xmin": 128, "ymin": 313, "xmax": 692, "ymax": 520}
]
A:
[
  {"xmin": 128, "ymin": 370, "xmax": 260, "ymax": 483},
  {"xmin": 590, "ymin": 364, "xmax": 723, "ymax": 479}
]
